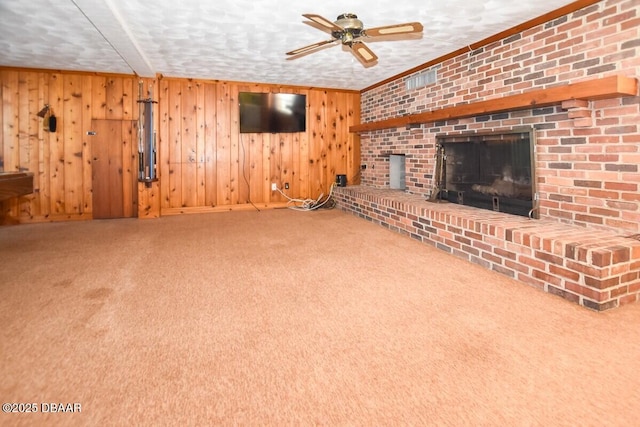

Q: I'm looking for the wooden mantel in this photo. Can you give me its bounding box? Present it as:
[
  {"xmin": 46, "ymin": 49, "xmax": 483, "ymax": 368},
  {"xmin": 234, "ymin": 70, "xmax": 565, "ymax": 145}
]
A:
[{"xmin": 350, "ymin": 75, "xmax": 638, "ymax": 133}]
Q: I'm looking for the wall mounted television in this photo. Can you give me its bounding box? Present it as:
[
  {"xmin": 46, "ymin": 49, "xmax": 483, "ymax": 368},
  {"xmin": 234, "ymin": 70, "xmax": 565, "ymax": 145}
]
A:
[{"xmin": 239, "ymin": 92, "xmax": 306, "ymax": 133}]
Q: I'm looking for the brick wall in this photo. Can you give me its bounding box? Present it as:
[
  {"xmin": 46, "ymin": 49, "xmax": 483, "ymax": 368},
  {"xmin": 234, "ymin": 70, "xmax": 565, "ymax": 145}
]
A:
[{"xmin": 359, "ymin": 0, "xmax": 640, "ymax": 234}]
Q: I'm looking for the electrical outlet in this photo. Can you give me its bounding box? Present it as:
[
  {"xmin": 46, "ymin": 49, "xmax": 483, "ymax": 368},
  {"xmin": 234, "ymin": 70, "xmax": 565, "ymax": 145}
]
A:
[
  {"xmin": 284, "ymin": 182, "xmax": 289, "ymax": 190},
  {"xmin": 271, "ymin": 183, "xmax": 277, "ymax": 191}
]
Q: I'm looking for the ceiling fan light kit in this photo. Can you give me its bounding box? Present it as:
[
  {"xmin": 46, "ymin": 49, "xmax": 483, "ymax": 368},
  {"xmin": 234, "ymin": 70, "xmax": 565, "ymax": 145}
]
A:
[{"xmin": 286, "ymin": 13, "xmax": 423, "ymax": 66}]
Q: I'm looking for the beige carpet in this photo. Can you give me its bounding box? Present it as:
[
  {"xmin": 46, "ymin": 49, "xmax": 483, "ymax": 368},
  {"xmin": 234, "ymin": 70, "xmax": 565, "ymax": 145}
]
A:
[{"xmin": 1, "ymin": 208, "xmax": 639, "ymax": 426}]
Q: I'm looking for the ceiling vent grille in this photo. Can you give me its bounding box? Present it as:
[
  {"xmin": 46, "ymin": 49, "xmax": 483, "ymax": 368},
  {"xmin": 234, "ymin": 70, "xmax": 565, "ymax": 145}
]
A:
[{"xmin": 405, "ymin": 67, "xmax": 438, "ymax": 91}]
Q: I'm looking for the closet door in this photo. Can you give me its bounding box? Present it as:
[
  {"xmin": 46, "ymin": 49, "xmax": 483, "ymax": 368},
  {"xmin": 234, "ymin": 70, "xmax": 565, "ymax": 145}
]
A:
[{"xmin": 90, "ymin": 120, "xmax": 137, "ymax": 219}]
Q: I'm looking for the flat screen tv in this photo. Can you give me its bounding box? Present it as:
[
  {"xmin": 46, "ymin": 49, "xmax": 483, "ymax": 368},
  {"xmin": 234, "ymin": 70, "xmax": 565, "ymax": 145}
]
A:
[{"xmin": 239, "ymin": 92, "xmax": 306, "ymax": 133}]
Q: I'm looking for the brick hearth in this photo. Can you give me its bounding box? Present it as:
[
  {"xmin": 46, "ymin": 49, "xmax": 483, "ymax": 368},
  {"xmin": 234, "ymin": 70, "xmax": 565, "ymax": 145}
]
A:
[{"xmin": 334, "ymin": 185, "xmax": 640, "ymax": 311}]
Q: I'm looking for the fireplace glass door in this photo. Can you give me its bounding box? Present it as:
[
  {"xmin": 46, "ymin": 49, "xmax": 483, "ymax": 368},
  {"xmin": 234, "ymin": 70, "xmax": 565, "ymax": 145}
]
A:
[{"xmin": 436, "ymin": 129, "xmax": 536, "ymax": 218}]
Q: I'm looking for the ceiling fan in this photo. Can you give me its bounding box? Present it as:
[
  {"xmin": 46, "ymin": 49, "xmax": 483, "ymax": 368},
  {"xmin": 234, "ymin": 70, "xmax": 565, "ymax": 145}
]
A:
[{"xmin": 286, "ymin": 13, "xmax": 424, "ymax": 66}]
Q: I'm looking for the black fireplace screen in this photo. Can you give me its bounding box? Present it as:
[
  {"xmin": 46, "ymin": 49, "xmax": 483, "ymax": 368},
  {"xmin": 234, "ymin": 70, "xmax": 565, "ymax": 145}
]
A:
[{"xmin": 435, "ymin": 129, "xmax": 537, "ymax": 218}]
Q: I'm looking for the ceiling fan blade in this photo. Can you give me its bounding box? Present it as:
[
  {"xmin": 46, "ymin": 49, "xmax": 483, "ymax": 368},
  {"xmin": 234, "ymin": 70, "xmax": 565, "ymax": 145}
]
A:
[
  {"xmin": 286, "ymin": 39, "xmax": 337, "ymax": 56},
  {"xmin": 364, "ymin": 22, "xmax": 424, "ymax": 37},
  {"xmin": 302, "ymin": 14, "xmax": 344, "ymax": 33},
  {"xmin": 349, "ymin": 42, "xmax": 378, "ymax": 65}
]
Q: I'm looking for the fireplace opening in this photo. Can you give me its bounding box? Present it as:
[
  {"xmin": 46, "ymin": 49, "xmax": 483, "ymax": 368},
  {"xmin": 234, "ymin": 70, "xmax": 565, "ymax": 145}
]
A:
[{"xmin": 434, "ymin": 129, "xmax": 537, "ymax": 218}]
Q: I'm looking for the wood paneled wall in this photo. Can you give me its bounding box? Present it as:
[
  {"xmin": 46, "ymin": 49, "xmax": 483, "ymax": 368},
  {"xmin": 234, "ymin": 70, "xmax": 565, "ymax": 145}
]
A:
[
  {"xmin": 158, "ymin": 78, "xmax": 360, "ymax": 214},
  {"xmin": 0, "ymin": 69, "xmax": 150, "ymax": 222},
  {"xmin": 0, "ymin": 69, "xmax": 360, "ymax": 222}
]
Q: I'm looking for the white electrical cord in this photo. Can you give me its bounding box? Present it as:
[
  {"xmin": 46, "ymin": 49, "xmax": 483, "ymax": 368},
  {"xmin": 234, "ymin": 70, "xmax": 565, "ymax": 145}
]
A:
[{"xmin": 275, "ymin": 183, "xmax": 336, "ymax": 211}]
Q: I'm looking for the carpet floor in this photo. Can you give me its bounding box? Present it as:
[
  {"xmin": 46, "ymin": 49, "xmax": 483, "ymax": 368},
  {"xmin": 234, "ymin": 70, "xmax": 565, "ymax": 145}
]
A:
[{"xmin": 1, "ymin": 208, "xmax": 639, "ymax": 426}]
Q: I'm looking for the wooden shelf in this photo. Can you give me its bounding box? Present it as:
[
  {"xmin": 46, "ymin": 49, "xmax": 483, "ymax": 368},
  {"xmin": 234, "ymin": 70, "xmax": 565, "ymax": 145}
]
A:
[{"xmin": 350, "ymin": 75, "xmax": 638, "ymax": 133}]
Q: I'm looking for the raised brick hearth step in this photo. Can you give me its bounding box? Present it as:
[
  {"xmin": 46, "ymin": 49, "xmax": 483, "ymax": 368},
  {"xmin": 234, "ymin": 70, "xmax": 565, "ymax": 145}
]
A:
[{"xmin": 334, "ymin": 186, "xmax": 640, "ymax": 311}]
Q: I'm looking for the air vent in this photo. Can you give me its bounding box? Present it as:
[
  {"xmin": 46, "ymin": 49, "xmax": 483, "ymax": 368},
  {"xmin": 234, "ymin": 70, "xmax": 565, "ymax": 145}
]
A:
[{"xmin": 405, "ymin": 67, "xmax": 438, "ymax": 91}]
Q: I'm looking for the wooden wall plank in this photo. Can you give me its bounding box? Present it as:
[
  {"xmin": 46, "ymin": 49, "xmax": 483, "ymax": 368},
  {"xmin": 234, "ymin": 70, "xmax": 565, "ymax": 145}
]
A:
[
  {"xmin": 158, "ymin": 78, "xmax": 171, "ymax": 209},
  {"xmin": 92, "ymin": 76, "xmax": 107, "ymax": 120},
  {"xmin": 237, "ymin": 132, "xmax": 248, "ymax": 204},
  {"xmin": 168, "ymin": 79, "xmax": 183, "ymax": 208},
  {"xmin": 203, "ymin": 82, "xmax": 217, "ymax": 206},
  {"xmin": 334, "ymin": 91, "xmax": 348, "ymax": 182},
  {"xmin": 18, "ymin": 72, "xmax": 30, "ymax": 173},
  {"xmin": 195, "ymin": 81, "xmax": 206, "ymax": 207},
  {"xmin": 121, "ymin": 120, "xmax": 135, "ymax": 217},
  {"xmin": 298, "ymin": 111, "xmax": 310, "ymax": 200},
  {"xmin": 346, "ymin": 92, "xmax": 361, "ymax": 184},
  {"xmin": 288, "ymin": 88, "xmax": 303, "ymax": 199},
  {"xmin": 17, "ymin": 72, "xmax": 32, "ymax": 217},
  {"xmin": 38, "ymin": 72, "xmax": 51, "ymax": 217},
  {"xmin": 216, "ymin": 82, "xmax": 231, "ymax": 205},
  {"xmin": 62, "ymin": 74, "xmax": 84, "ymax": 214},
  {"xmin": 268, "ymin": 133, "xmax": 279, "ymax": 202},
  {"xmin": 108, "ymin": 121, "xmax": 124, "ymax": 218},
  {"xmin": 181, "ymin": 80, "xmax": 197, "ymax": 207},
  {"xmin": 237, "ymin": 84, "xmax": 254, "ymax": 205},
  {"xmin": 308, "ymin": 90, "xmax": 325, "ymax": 197},
  {"xmin": 2, "ymin": 71, "xmax": 19, "ymax": 172},
  {"xmin": 137, "ymin": 181, "xmax": 160, "ymax": 218},
  {"xmin": 2, "ymin": 70, "xmax": 17, "ymax": 174},
  {"xmin": 326, "ymin": 91, "xmax": 338, "ymax": 188},
  {"xmin": 281, "ymin": 134, "xmax": 292, "ymax": 199},
  {"xmin": 105, "ymin": 77, "xmax": 123, "ymax": 120},
  {"xmin": 0, "ymin": 69, "xmax": 360, "ymax": 222},
  {"xmin": 81, "ymin": 76, "xmax": 93, "ymax": 214},
  {"xmin": 261, "ymin": 133, "xmax": 271, "ymax": 202},
  {"xmin": 290, "ymin": 132, "xmax": 300, "ymax": 198},
  {"xmin": 247, "ymin": 133, "xmax": 263, "ymax": 204},
  {"xmin": 0, "ymin": 71, "xmax": 4, "ymax": 171},
  {"xmin": 122, "ymin": 78, "xmax": 133, "ymax": 121},
  {"xmin": 229, "ymin": 86, "xmax": 239, "ymax": 205},
  {"xmin": 49, "ymin": 73, "xmax": 65, "ymax": 214},
  {"xmin": 236, "ymin": 85, "xmax": 250, "ymax": 205}
]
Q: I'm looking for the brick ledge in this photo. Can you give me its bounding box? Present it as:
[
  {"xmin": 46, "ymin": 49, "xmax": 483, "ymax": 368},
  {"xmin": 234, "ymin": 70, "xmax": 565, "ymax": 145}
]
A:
[{"xmin": 334, "ymin": 185, "xmax": 640, "ymax": 311}]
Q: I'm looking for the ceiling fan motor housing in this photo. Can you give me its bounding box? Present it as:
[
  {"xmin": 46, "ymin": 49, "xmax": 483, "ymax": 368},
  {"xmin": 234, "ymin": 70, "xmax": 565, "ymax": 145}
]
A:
[{"xmin": 333, "ymin": 13, "xmax": 364, "ymax": 44}]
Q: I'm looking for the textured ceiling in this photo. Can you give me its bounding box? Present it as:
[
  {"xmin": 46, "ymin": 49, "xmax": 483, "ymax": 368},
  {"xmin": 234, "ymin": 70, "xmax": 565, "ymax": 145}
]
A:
[{"xmin": 0, "ymin": 0, "xmax": 579, "ymax": 90}]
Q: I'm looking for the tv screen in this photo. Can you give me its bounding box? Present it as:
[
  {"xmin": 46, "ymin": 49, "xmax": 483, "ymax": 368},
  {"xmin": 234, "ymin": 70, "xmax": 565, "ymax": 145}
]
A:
[{"xmin": 239, "ymin": 92, "xmax": 306, "ymax": 133}]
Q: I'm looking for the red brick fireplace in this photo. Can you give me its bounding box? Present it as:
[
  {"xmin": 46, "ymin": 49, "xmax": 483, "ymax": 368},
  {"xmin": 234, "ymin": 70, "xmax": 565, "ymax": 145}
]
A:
[{"xmin": 335, "ymin": 0, "xmax": 640, "ymax": 311}]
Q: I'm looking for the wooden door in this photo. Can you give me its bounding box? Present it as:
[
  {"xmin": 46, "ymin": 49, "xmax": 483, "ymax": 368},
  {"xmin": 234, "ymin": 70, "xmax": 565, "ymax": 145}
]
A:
[{"xmin": 90, "ymin": 120, "xmax": 137, "ymax": 219}]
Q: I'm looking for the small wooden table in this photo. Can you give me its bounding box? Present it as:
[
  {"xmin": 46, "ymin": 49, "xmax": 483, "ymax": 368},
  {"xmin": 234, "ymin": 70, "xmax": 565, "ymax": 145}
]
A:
[{"xmin": 0, "ymin": 172, "xmax": 34, "ymax": 224}]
